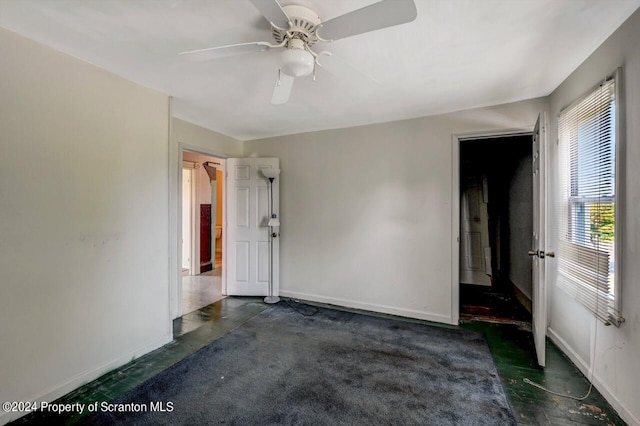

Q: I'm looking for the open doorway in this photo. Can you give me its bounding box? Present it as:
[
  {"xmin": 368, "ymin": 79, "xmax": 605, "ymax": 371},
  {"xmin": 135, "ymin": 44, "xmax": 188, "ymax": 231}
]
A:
[
  {"xmin": 458, "ymin": 135, "xmax": 533, "ymax": 325},
  {"xmin": 180, "ymin": 150, "xmax": 226, "ymax": 315}
]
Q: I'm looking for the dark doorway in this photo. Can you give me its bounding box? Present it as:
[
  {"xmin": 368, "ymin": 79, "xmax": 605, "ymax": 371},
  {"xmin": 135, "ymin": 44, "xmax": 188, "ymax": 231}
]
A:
[{"xmin": 459, "ymin": 135, "xmax": 533, "ymax": 324}]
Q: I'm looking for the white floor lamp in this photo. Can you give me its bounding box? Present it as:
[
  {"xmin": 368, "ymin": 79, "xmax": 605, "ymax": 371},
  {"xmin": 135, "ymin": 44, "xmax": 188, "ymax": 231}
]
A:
[{"xmin": 261, "ymin": 169, "xmax": 280, "ymax": 304}]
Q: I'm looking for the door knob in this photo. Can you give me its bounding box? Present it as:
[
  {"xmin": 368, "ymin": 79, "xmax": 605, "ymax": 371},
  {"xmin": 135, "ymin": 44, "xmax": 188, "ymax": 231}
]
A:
[{"xmin": 529, "ymin": 249, "xmax": 553, "ymax": 259}]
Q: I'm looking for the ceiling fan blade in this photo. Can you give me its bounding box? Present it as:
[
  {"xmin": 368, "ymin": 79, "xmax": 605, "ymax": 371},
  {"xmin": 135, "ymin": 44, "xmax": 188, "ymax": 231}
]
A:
[
  {"xmin": 179, "ymin": 41, "xmax": 271, "ymax": 62},
  {"xmin": 317, "ymin": 0, "xmax": 417, "ymax": 41},
  {"xmin": 249, "ymin": 0, "xmax": 290, "ymax": 30},
  {"xmin": 271, "ymin": 73, "xmax": 294, "ymax": 105}
]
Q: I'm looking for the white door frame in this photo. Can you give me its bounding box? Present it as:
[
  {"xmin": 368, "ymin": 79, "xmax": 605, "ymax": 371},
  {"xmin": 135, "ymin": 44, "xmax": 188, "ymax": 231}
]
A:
[
  {"xmin": 172, "ymin": 143, "xmax": 228, "ymax": 319},
  {"xmin": 182, "ymin": 162, "xmax": 198, "ymax": 275},
  {"xmin": 450, "ymin": 128, "xmax": 533, "ymax": 325}
]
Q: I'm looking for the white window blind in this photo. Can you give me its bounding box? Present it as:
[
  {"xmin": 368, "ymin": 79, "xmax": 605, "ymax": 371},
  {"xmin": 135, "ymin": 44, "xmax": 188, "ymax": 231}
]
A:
[{"xmin": 557, "ymin": 71, "xmax": 623, "ymax": 326}]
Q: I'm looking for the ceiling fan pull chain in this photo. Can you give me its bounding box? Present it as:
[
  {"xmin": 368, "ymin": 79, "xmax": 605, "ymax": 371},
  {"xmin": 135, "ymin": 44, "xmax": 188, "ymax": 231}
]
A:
[{"xmin": 277, "ymin": 68, "xmax": 281, "ymax": 86}]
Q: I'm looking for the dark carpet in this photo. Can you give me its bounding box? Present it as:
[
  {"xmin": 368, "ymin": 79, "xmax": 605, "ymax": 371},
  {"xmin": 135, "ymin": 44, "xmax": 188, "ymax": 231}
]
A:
[{"xmin": 83, "ymin": 303, "xmax": 516, "ymax": 425}]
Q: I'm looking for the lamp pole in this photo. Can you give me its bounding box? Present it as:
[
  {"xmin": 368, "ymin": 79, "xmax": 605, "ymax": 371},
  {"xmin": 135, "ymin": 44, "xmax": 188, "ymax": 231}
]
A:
[{"xmin": 264, "ymin": 176, "xmax": 280, "ymax": 304}]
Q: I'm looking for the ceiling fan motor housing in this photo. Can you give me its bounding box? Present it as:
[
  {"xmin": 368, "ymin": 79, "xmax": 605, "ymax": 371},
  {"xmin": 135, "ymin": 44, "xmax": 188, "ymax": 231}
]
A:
[
  {"xmin": 271, "ymin": 5, "xmax": 321, "ymax": 46},
  {"xmin": 272, "ymin": 6, "xmax": 321, "ymax": 78}
]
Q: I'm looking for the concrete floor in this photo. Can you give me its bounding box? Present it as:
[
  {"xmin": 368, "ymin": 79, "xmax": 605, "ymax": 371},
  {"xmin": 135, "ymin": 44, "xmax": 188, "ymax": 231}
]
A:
[{"xmin": 11, "ymin": 298, "xmax": 625, "ymax": 425}]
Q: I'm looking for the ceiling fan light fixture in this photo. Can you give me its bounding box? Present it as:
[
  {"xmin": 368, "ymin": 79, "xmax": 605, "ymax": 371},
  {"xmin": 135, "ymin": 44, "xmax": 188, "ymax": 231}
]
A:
[
  {"xmin": 281, "ymin": 47, "xmax": 314, "ymax": 78},
  {"xmin": 181, "ymin": 0, "xmax": 418, "ymax": 105}
]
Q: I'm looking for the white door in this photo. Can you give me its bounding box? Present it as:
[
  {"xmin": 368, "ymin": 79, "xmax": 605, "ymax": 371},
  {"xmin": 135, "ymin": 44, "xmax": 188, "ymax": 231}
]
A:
[
  {"xmin": 181, "ymin": 168, "xmax": 192, "ymax": 273},
  {"xmin": 460, "ymin": 174, "xmax": 492, "ymax": 286},
  {"xmin": 531, "ymin": 114, "xmax": 547, "ymax": 367},
  {"xmin": 225, "ymin": 158, "xmax": 279, "ymax": 296}
]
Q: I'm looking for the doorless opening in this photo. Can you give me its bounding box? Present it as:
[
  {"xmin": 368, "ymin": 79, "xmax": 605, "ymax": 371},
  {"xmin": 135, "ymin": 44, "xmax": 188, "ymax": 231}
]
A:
[
  {"xmin": 179, "ymin": 149, "xmax": 226, "ymax": 318},
  {"xmin": 458, "ymin": 135, "xmax": 533, "ymax": 324}
]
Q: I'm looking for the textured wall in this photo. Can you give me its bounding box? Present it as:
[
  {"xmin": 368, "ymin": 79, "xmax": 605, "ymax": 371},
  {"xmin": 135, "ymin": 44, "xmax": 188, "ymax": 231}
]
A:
[
  {"xmin": 547, "ymin": 9, "xmax": 640, "ymax": 425},
  {"xmin": 0, "ymin": 28, "xmax": 171, "ymax": 423}
]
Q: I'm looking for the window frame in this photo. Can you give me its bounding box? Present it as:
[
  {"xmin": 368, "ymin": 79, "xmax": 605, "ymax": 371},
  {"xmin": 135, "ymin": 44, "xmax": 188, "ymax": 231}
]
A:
[{"xmin": 557, "ymin": 67, "xmax": 624, "ymax": 324}]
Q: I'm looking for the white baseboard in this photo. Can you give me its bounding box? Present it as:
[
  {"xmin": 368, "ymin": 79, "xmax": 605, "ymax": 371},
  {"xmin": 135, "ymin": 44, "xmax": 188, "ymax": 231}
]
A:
[
  {"xmin": 280, "ymin": 290, "xmax": 455, "ymax": 325},
  {"xmin": 548, "ymin": 327, "xmax": 640, "ymax": 426},
  {"xmin": 1, "ymin": 333, "xmax": 173, "ymax": 425}
]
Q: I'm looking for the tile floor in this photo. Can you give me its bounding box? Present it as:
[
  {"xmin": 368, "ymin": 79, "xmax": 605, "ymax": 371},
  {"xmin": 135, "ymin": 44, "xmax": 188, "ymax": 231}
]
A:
[
  {"xmin": 11, "ymin": 298, "xmax": 626, "ymax": 425},
  {"xmin": 181, "ymin": 267, "xmax": 224, "ymax": 315}
]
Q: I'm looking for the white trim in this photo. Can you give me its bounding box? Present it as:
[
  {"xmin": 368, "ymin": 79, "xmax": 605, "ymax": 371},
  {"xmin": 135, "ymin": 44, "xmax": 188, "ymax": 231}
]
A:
[
  {"xmin": 451, "ymin": 137, "xmax": 460, "ymax": 325},
  {"xmin": 450, "ymin": 127, "xmax": 534, "ymax": 325},
  {"xmin": 455, "ymin": 128, "xmax": 533, "ymax": 141},
  {"xmin": 179, "ymin": 164, "xmax": 198, "ymax": 276},
  {"xmin": 179, "ymin": 143, "xmax": 229, "ymax": 161},
  {"xmin": 281, "ymin": 290, "xmax": 455, "ymax": 325},
  {"xmin": 175, "ymin": 147, "xmax": 184, "ymax": 318},
  {"xmin": 166, "ymin": 97, "xmax": 173, "ymax": 334},
  {"xmin": 548, "ymin": 327, "xmax": 640, "ymax": 426},
  {"xmin": 187, "ymin": 166, "xmax": 198, "ymax": 276},
  {"xmin": 190, "ymin": 168, "xmax": 198, "ymax": 276},
  {"xmin": 0, "ymin": 333, "xmax": 172, "ymax": 425},
  {"xmin": 613, "ymin": 67, "xmax": 624, "ymax": 316},
  {"xmin": 221, "ymin": 165, "xmax": 227, "ymax": 295},
  {"xmin": 192, "ymin": 165, "xmax": 201, "ymax": 276}
]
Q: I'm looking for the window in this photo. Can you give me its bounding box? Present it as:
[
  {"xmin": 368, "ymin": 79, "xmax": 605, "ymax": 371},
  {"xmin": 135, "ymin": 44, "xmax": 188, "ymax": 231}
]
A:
[{"xmin": 557, "ymin": 68, "xmax": 624, "ymax": 326}]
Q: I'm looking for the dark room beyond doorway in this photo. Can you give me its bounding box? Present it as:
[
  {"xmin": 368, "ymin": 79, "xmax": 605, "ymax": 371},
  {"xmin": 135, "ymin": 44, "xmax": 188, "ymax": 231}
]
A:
[{"xmin": 459, "ymin": 135, "xmax": 533, "ymax": 324}]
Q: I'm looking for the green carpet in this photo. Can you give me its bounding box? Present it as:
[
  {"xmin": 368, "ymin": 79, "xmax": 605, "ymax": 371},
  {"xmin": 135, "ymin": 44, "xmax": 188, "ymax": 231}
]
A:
[{"xmin": 79, "ymin": 303, "xmax": 515, "ymax": 425}]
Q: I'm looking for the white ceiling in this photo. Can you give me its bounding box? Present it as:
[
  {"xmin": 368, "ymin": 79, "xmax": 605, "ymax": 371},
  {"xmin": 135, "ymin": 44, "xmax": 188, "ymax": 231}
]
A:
[{"xmin": 1, "ymin": 0, "xmax": 638, "ymax": 140}]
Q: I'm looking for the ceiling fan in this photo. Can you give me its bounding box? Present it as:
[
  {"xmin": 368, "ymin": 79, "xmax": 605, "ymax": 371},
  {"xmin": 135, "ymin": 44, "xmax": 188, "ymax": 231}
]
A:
[{"xmin": 179, "ymin": 0, "xmax": 417, "ymax": 105}]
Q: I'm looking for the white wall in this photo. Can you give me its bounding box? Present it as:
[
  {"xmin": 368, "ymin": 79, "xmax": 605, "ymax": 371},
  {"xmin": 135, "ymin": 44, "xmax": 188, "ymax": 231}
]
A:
[
  {"xmin": 0, "ymin": 28, "xmax": 171, "ymax": 424},
  {"xmin": 169, "ymin": 118, "xmax": 242, "ymax": 317},
  {"xmin": 245, "ymin": 98, "xmax": 546, "ymax": 323},
  {"xmin": 547, "ymin": 9, "xmax": 640, "ymax": 425}
]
